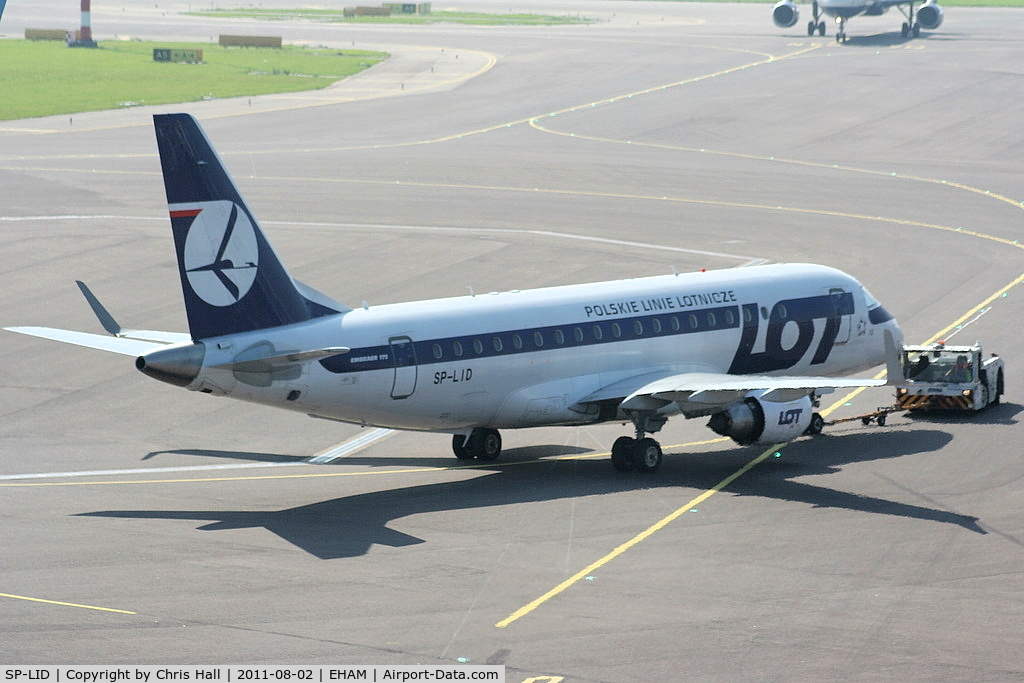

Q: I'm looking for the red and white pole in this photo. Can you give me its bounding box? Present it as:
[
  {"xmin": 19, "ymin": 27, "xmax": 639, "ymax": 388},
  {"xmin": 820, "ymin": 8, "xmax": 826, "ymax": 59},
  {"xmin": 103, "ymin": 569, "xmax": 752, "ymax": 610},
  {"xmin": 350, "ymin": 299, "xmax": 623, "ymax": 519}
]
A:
[{"xmin": 80, "ymin": 0, "xmax": 92, "ymax": 42}]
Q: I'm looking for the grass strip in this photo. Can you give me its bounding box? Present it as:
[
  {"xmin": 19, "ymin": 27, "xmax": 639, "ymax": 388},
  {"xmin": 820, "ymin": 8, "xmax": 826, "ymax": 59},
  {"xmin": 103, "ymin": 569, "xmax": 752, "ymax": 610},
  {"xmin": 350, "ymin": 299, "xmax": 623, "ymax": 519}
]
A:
[{"xmin": 0, "ymin": 40, "xmax": 386, "ymax": 121}]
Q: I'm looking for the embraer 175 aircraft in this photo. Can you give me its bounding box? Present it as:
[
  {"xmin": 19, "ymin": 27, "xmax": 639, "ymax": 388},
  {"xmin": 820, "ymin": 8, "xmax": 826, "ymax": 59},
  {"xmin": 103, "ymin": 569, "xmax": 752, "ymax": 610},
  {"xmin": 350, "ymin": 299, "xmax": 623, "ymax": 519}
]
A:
[
  {"xmin": 7, "ymin": 114, "xmax": 905, "ymax": 473},
  {"xmin": 772, "ymin": 0, "xmax": 943, "ymax": 42}
]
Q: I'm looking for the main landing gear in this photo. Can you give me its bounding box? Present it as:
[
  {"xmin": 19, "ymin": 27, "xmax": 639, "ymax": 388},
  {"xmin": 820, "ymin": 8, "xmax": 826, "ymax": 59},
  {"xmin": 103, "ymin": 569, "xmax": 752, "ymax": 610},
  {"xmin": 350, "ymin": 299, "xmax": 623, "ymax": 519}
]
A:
[
  {"xmin": 807, "ymin": 1, "xmax": 826, "ymax": 36},
  {"xmin": 900, "ymin": 19, "xmax": 922, "ymax": 38},
  {"xmin": 899, "ymin": 0, "xmax": 922, "ymax": 38},
  {"xmin": 610, "ymin": 411, "xmax": 667, "ymax": 473},
  {"xmin": 452, "ymin": 428, "xmax": 502, "ymax": 461}
]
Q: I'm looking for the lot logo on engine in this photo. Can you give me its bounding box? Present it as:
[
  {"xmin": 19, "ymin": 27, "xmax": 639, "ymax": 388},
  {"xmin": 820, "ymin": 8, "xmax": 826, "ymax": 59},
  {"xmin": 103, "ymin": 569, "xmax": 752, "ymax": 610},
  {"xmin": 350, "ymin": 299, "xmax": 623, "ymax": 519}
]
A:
[{"xmin": 778, "ymin": 408, "xmax": 804, "ymax": 425}]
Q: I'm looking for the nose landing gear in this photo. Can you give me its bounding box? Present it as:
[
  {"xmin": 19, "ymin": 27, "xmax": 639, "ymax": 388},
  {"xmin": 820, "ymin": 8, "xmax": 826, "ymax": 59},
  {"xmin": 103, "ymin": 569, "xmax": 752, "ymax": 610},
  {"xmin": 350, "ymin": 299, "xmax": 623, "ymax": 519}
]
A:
[{"xmin": 835, "ymin": 17, "xmax": 848, "ymax": 43}]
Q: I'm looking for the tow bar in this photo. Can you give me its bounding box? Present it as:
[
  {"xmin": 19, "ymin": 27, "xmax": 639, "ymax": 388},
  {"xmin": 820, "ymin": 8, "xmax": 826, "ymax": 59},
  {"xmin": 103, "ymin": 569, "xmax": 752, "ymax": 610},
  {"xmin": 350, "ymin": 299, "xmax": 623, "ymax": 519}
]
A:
[{"xmin": 826, "ymin": 405, "xmax": 905, "ymax": 428}]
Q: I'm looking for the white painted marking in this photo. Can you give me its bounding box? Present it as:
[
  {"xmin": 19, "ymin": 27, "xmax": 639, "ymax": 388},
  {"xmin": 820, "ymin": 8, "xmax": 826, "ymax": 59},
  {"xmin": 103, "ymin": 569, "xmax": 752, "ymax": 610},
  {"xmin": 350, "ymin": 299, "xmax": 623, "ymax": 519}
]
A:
[
  {"xmin": 0, "ymin": 429, "xmax": 394, "ymax": 480},
  {"xmin": 0, "ymin": 461, "xmax": 305, "ymax": 481},
  {"xmin": 309, "ymin": 428, "xmax": 394, "ymax": 463}
]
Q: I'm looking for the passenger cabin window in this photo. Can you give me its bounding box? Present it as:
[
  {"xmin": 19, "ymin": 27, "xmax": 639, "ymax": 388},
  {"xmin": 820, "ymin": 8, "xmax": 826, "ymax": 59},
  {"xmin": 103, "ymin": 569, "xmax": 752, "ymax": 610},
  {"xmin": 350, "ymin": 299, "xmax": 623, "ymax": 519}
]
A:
[
  {"xmin": 432, "ymin": 343, "xmax": 443, "ymax": 360},
  {"xmin": 453, "ymin": 341, "xmax": 464, "ymax": 358}
]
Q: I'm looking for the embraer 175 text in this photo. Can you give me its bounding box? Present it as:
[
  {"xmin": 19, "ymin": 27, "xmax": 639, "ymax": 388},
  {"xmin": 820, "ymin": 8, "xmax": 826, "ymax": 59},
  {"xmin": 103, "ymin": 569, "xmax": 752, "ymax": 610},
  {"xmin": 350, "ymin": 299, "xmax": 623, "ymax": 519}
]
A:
[
  {"xmin": 7, "ymin": 114, "xmax": 906, "ymax": 473},
  {"xmin": 772, "ymin": 0, "xmax": 943, "ymax": 43}
]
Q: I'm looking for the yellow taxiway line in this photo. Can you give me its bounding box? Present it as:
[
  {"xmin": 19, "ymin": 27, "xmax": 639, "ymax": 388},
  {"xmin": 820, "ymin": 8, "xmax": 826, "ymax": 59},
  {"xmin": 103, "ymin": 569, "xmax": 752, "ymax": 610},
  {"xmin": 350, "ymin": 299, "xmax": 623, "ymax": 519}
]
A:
[{"xmin": 0, "ymin": 591, "xmax": 136, "ymax": 614}]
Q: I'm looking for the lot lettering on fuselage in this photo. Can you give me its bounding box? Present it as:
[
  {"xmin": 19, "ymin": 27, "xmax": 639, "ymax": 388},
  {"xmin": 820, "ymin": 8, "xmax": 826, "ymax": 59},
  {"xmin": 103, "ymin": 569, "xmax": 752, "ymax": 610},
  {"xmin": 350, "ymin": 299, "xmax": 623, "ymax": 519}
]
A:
[{"xmin": 729, "ymin": 292, "xmax": 854, "ymax": 374}]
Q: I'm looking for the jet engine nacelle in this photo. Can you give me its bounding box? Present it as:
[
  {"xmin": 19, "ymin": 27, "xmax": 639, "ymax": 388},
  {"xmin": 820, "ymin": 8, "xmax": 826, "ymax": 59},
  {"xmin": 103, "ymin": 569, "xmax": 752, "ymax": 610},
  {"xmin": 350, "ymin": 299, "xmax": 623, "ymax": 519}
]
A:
[
  {"xmin": 917, "ymin": 2, "xmax": 944, "ymax": 30},
  {"xmin": 707, "ymin": 395, "xmax": 814, "ymax": 446},
  {"xmin": 772, "ymin": 0, "xmax": 800, "ymax": 28}
]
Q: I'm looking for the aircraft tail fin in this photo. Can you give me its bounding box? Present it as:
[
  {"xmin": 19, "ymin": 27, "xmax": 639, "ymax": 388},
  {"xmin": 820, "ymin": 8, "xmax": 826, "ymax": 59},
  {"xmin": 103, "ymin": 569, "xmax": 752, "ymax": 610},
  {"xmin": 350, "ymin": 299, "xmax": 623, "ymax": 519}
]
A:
[{"xmin": 153, "ymin": 113, "xmax": 345, "ymax": 340}]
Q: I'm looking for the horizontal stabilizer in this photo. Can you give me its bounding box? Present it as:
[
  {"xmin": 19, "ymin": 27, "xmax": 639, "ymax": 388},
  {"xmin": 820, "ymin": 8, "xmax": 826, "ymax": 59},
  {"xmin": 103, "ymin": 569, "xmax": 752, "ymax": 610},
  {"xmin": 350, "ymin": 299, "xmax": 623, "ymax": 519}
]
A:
[{"xmin": 5, "ymin": 326, "xmax": 166, "ymax": 356}]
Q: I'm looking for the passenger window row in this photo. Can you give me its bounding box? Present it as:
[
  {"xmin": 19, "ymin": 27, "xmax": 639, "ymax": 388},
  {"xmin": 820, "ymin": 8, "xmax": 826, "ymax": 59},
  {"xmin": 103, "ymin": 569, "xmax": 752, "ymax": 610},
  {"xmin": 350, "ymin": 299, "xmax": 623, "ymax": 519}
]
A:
[{"xmin": 426, "ymin": 307, "xmax": 741, "ymax": 362}]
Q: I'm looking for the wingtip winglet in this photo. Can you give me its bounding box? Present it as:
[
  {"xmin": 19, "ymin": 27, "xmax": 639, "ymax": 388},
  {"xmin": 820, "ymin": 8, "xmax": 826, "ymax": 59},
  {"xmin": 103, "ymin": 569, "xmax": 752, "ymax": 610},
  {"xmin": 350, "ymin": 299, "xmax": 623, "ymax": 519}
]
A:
[
  {"xmin": 75, "ymin": 280, "xmax": 122, "ymax": 337},
  {"xmin": 884, "ymin": 329, "xmax": 903, "ymax": 386}
]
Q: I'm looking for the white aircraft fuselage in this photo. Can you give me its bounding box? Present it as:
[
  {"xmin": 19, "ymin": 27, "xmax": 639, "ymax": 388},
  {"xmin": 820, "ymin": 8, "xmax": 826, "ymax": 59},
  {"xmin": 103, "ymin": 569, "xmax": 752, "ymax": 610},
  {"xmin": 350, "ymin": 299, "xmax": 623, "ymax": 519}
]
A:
[{"xmin": 155, "ymin": 262, "xmax": 899, "ymax": 433}]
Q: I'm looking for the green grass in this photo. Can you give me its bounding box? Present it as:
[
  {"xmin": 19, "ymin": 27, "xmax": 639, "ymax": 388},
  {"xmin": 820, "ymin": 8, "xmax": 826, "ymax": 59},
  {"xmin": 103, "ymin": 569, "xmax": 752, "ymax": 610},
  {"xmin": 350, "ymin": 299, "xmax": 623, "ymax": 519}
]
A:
[
  {"xmin": 0, "ymin": 40, "xmax": 387, "ymax": 121},
  {"xmin": 188, "ymin": 8, "xmax": 594, "ymax": 25}
]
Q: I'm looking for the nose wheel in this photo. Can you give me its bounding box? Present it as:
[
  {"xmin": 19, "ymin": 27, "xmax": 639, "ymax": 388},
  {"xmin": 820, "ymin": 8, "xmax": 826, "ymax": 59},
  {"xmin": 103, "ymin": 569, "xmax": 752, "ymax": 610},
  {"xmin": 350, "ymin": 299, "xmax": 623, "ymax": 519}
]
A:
[{"xmin": 835, "ymin": 17, "xmax": 848, "ymax": 43}]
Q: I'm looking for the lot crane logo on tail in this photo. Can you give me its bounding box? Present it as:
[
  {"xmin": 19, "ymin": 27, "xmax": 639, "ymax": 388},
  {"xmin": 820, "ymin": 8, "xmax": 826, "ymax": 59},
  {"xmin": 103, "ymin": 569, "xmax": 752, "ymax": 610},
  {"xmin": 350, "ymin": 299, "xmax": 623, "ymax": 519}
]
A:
[{"xmin": 177, "ymin": 201, "xmax": 260, "ymax": 307}]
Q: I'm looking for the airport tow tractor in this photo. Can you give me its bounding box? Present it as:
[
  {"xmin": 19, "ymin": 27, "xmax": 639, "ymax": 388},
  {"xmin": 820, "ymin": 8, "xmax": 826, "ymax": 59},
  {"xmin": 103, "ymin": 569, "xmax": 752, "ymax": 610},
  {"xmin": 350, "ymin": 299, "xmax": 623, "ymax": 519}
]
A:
[
  {"xmin": 824, "ymin": 341, "xmax": 1005, "ymax": 428},
  {"xmin": 896, "ymin": 341, "xmax": 1004, "ymax": 411}
]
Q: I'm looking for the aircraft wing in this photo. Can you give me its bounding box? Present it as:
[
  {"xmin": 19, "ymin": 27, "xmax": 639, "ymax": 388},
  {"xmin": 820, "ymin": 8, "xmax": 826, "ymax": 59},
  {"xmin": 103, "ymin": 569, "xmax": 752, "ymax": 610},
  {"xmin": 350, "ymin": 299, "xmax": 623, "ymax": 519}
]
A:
[{"xmin": 582, "ymin": 370, "xmax": 885, "ymax": 414}]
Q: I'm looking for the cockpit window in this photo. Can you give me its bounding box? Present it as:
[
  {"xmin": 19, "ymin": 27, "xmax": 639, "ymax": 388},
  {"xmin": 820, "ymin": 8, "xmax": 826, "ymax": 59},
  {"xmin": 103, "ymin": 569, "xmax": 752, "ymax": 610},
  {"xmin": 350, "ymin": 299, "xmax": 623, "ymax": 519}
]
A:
[{"xmin": 863, "ymin": 287, "xmax": 894, "ymax": 324}]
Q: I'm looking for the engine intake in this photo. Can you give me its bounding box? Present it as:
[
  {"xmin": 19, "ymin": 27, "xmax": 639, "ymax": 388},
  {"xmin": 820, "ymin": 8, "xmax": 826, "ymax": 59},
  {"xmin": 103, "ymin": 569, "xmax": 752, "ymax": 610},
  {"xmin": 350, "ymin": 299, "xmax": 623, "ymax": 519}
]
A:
[
  {"xmin": 917, "ymin": 2, "xmax": 943, "ymax": 30},
  {"xmin": 772, "ymin": 1, "xmax": 800, "ymax": 28},
  {"xmin": 708, "ymin": 395, "xmax": 814, "ymax": 445}
]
